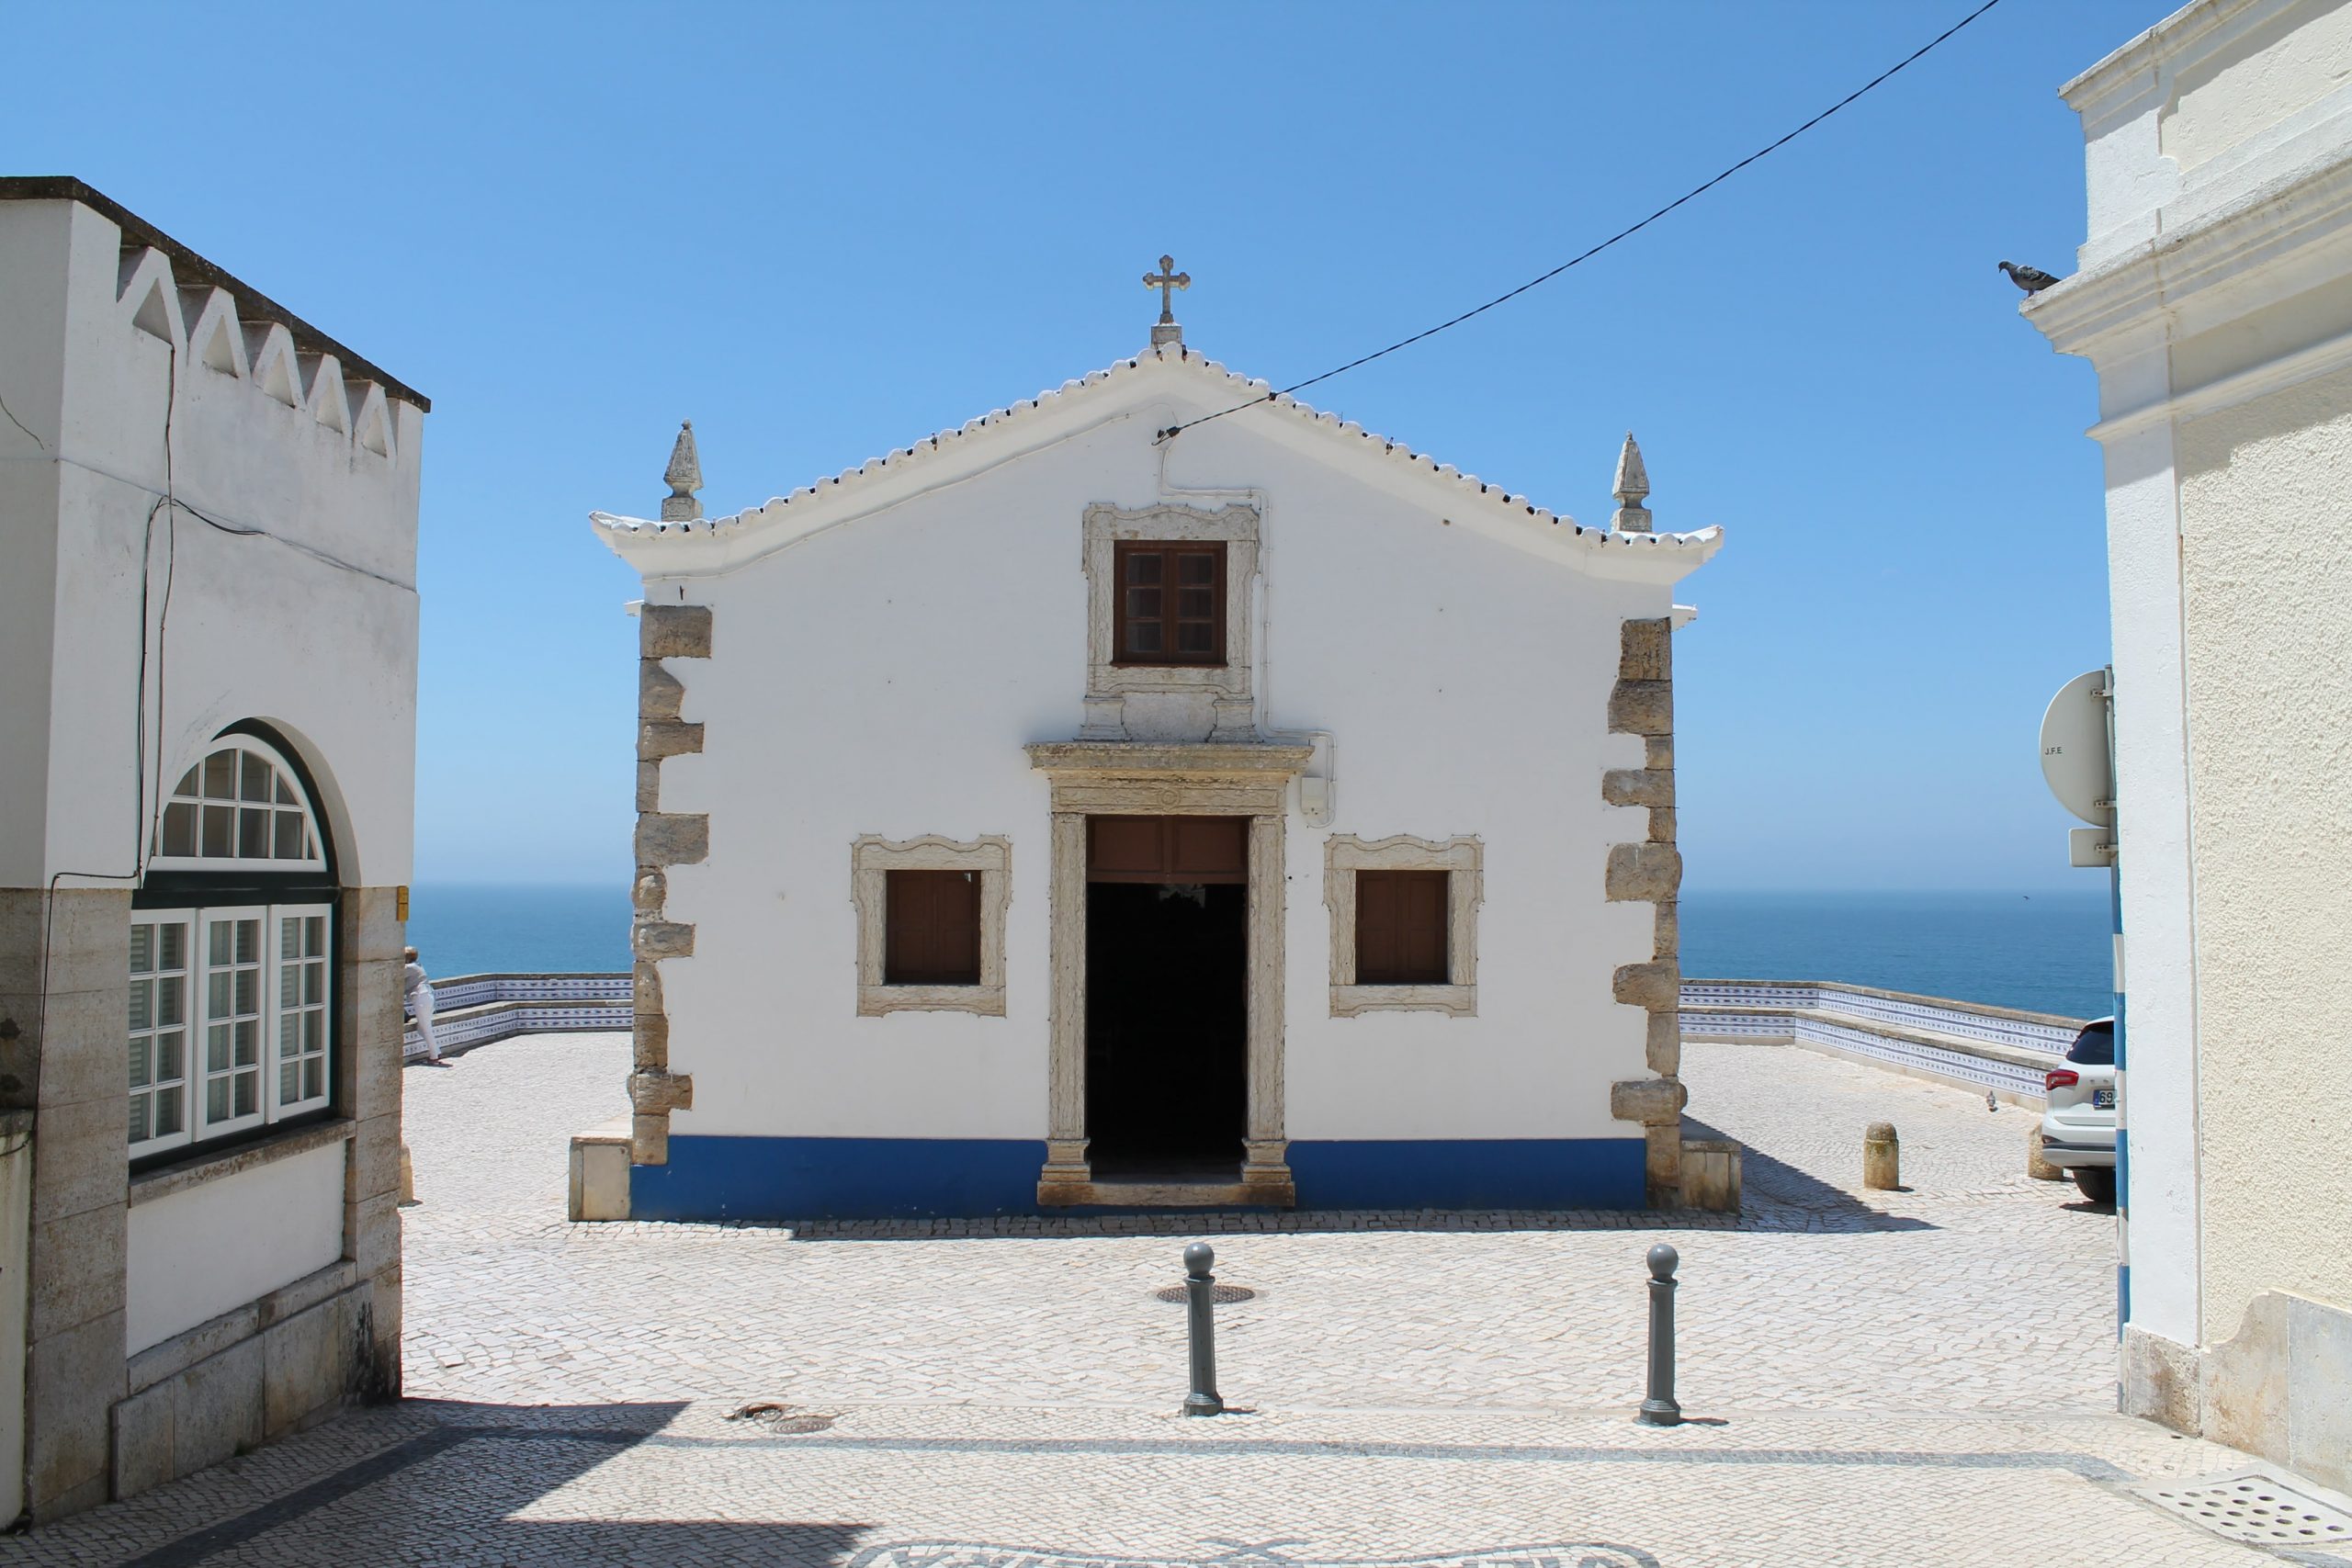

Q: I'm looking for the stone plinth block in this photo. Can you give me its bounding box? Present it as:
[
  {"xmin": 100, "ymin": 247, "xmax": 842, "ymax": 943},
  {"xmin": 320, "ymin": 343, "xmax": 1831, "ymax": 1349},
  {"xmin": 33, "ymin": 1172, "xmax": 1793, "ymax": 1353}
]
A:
[
  {"xmin": 1602, "ymin": 768, "xmax": 1675, "ymax": 809},
  {"xmin": 1612, "ymin": 959, "xmax": 1679, "ymax": 1012},
  {"xmin": 1679, "ymin": 1137, "xmax": 1742, "ymax": 1213},
  {"xmin": 639, "ymin": 604, "xmax": 713, "ymax": 660},
  {"xmin": 637, "ymin": 719, "xmax": 704, "ymax": 761},
  {"xmin": 1611, "ymin": 1076, "xmax": 1687, "ymax": 1127},
  {"xmin": 631, "ymin": 920, "xmax": 695, "ymax": 961},
  {"xmin": 638, "ymin": 660, "xmax": 685, "ymax": 720},
  {"xmin": 569, "ymin": 1126, "xmax": 632, "ymax": 1221},
  {"xmin": 1605, "ymin": 843, "xmax": 1683, "ymax": 903},
  {"xmin": 634, "ymin": 813, "xmax": 708, "ymax": 867},
  {"xmin": 1619, "ymin": 618, "xmax": 1672, "ymax": 682},
  {"xmin": 1607, "ymin": 681, "xmax": 1673, "ymax": 737},
  {"xmin": 628, "ymin": 1068, "xmax": 693, "ymax": 1114}
]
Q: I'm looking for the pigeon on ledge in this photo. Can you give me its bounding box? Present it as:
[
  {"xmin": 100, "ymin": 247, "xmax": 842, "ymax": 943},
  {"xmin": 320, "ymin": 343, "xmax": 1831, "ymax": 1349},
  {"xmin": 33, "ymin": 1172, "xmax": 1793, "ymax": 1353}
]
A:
[{"xmin": 1999, "ymin": 260, "xmax": 2062, "ymax": 293}]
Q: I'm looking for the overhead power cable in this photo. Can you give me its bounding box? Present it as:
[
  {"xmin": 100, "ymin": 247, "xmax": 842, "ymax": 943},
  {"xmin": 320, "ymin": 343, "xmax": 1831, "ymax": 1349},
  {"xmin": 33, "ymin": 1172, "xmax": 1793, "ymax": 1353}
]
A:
[{"xmin": 1156, "ymin": 0, "xmax": 2006, "ymax": 443}]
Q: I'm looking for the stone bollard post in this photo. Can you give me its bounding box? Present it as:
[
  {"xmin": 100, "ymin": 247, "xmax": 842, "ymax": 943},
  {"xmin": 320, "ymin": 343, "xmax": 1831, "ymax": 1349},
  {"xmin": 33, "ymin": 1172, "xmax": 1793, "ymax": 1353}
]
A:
[
  {"xmin": 1636, "ymin": 1243, "xmax": 1682, "ymax": 1427},
  {"xmin": 1863, "ymin": 1122, "xmax": 1900, "ymax": 1190},
  {"xmin": 1182, "ymin": 1242, "xmax": 1224, "ymax": 1416},
  {"xmin": 400, "ymin": 1144, "xmax": 415, "ymax": 1205}
]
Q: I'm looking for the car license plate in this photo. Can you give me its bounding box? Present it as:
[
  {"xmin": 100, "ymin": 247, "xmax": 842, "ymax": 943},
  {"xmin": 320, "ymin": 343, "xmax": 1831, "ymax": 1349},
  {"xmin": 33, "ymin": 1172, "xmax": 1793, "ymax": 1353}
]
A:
[{"xmin": 2093, "ymin": 1088, "xmax": 2116, "ymax": 1109}]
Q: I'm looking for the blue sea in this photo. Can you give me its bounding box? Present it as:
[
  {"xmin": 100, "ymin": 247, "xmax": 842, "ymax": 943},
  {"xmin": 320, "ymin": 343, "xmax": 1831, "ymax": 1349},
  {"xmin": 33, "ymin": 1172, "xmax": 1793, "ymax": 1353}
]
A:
[{"xmin": 407, "ymin": 884, "xmax": 2115, "ymax": 1021}]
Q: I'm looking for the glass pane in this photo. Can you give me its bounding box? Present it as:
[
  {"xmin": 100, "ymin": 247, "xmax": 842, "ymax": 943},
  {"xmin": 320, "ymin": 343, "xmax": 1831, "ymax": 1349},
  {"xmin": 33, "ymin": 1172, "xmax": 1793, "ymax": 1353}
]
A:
[
  {"xmin": 239, "ymin": 808, "xmax": 268, "ymax": 858},
  {"xmin": 276, "ymin": 811, "xmax": 304, "ymax": 859},
  {"xmin": 233, "ymin": 969, "xmax": 256, "ymax": 1015},
  {"xmin": 158, "ymin": 922, "xmax": 183, "ymax": 970},
  {"xmin": 303, "ymin": 1010, "xmax": 322, "ymax": 1050},
  {"xmin": 280, "ymin": 960, "xmax": 300, "ymax": 1010},
  {"xmin": 304, "ymin": 964, "xmax": 323, "ymax": 1006},
  {"xmin": 241, "ymin": 750, "xmax": 271, "ymax": 801},
  {"xmin": 128, "ymin": 1038, "xmax": 150, "ymax": 1089},
  {"xmin": 1178, "ymin": 553, "xmax": 1216, "ymax": 584},
  {"xmin": 303, "ymin": 1059, "xmax": 323, "ymax": 1100},
  {"xmin": 208, "ymin": 1023, "xmax": 230, "ymax": 1073},
  {"xmin": 207, "ymin": 970, "xmax": 230, "ymax": 1016},
  {"xmin": 130, "ymin": 925, "xmax": 153, "ymax": 974},
  {"xmin": 201, "ymin": 805, "xmax": 233, "ymax": 857},
  {"xmin": 1125, "ymin": 551, "xmax": 1162, "ymax": 584},
  {"xmin": 276, "ymin": 775, "xmax": 297, "ymax": 805},
  {"xmin": 207, "ymin": 1078, "xmax": 229, "ymax": 1122},
  {"xmin": 155, "ymin": 1086, "xmax": 181, "ymax": 1135},
  {"xmin": 234, "ymin": 1020, "xmax": 257, "ymax": 1066},
  {"xmin": 161, "ymin": 802, "xmax": 196, "ymax": 856},
  {"xmin": 129, "ymin": 978, "xmax": 152, "ymax": 1032},
  {"xmin": 1125, "ymin": 587, "xmax": 1160, "ymax": 619},
  {"xmin": 174, "ymin": 765, "xmax": 198, "ymax": 797},
  {"xmin": 129, "ymin": 1096, "xmax": 149, "ymax": 1144},
  {"xmin": 1177, "ymin": 622, "xmax": 1213, "ymax": 653},
  {"xmin": 280, "ymin": 1061, "xmax": 299, "ymax": 1101},
  {"xmin": 203, "ymin": 750, "xmax": 234, "ymax": 799},
  {"xmin": 157, "ymin": 1032, "xmax": 182, "ymax": 1080},
  {"xmin": 234, "ymin": 920, "xmax": 258, "ymax": 964},
  {"xmin": 305, "ymin": 916, "xmax": 324, "ymax": 953},
  {"xmin": 157, "ymin": 976, "xmax": 182, "ymax": 1028},
  {"xmin": 1178, "ymin": 587, "xmax": 1213, "ymax": 618},
  {"xmin": 233, "ymin": 1073, "xmax": 256, "ymax": 1117},
  {"xmin": 1126, "ymin": 621, "xmax": 1161, "ymax": 652},
  {"xmin": 279, "ymin": 1014, "xmax": 300, "ymax": 1057}
]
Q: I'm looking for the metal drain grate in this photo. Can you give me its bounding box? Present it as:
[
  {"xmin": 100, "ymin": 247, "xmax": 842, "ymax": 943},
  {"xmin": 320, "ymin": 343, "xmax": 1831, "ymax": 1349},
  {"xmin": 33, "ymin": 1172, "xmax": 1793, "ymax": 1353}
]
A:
[
  {"xmin": 2135, "ymin": 1469, "xmax": 2352, "ymax": 1549},
  {"xmin": 1154, "ymin": 1283, "xmax": 1255, "ymax": 1304}
]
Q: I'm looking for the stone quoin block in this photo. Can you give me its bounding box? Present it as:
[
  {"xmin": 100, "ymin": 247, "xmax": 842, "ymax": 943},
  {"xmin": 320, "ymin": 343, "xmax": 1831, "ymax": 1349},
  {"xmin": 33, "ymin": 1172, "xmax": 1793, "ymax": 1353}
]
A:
[
  {"xmin": 635, "ymin": 761, "xmax": 661, "ymax": 814},
  {"xmin": 1611, "ymin": 959, "xmax": 1680, "ymax": 1012},
  {"xmin": 639, "ymin": 604, "xmax": 713, "ymax": 660},
  {"xmin": 632, "ymin": 1012, "xmax": 670, "ymax": 1070},
  {"xmin": 638, "ymin": 660, "xmax": 685, "ymax": 720},
  {"xmin": 628, "ymin": 1068, "xmax": 694, "ymax": 1115},
  {"xmin": 1646, "ymin": 1011, "xmax": 1681, "ymax": 1075},
  {"xmin": 631, "ymin": 869, "xmax": 666, "ymax": 914},
  {"xmin": 637, "ymin": 719, "xmax": 704, "ymax": 761},
  {"xmin": 631, "ymin": 920, "xmax": 695, "ymax": 961},
  {"xmin": 1645, "ymin": 735, "xmax": 1674, "ymax": 771},
  {"xmin": 1619, "ymin": 618, "xmax": 1673, "ymax": 682},
  {"xmin": 1601, "ymin": 767, "xmax": 1675, "ymax": 809},
  {"xmin": 1652, "ymin": 900, "xmax": 1679, "ymax": 959},
  {"xmin": 635, "ymin": 812, "xmax": 708, "ymax": 867},
  {"xmin": 1605, "ymin": 843, "xmax": 1683, "ymax": 903},
  {"xmin": 1611, "ymin": 1076, "xmax": 1688, "ymax": 1126},
  {"xmin": 1607, "ymin": 681, "xmax": 1674, "ymax": 737},
  {"xmin": 631, "ymin": 1112, "xmax": 670, "ymax": 1166},
  {"xmin": 631, "ymin": 963, "xmax": 664, "ymax": 1018}
]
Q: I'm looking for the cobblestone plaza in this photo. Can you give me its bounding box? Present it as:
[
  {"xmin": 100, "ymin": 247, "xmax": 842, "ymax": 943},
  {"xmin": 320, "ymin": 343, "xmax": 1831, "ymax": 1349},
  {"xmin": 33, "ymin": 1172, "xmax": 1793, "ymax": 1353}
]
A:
[{"xmin": 0, "ymin": 1036, "xmax": 2306, "ymax": 1566}]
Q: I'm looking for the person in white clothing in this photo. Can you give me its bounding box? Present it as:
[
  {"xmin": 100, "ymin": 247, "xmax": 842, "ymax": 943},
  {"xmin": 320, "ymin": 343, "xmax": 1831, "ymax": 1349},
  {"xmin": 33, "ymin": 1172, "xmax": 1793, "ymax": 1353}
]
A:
[{"xmin": 403, "ymin": 946, "xmax": 443, "ymax": 1064}]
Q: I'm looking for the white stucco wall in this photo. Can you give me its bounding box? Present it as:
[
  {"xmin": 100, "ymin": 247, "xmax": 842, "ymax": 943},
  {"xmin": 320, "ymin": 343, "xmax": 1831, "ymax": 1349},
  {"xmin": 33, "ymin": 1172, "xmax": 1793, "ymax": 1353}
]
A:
[
  {"xmin": 124, "ymin": 1140, "xmax": 346, "ymax": 1355},
  {"xmin": 0, "ymin": 196, "xmax": 423, "ymax": 892},
  {"xmin": 633, "ymin": 360, "xmax": 1698, "ymax": 1149}
]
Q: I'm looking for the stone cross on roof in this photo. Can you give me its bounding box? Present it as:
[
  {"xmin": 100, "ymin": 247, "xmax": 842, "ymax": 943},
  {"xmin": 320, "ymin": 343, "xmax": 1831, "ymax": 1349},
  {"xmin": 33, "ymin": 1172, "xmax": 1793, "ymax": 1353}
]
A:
[
  {"xmin": 1612, "ymin": 433, "xmax": 1652, "ymax": 535},
  {"xmin": 662, "ymin": 421, "xmax": 702, "ymax": 523},
  {"xmin": 1143, "ymin": 254, "xmax": 1190, "ymax": 347}
]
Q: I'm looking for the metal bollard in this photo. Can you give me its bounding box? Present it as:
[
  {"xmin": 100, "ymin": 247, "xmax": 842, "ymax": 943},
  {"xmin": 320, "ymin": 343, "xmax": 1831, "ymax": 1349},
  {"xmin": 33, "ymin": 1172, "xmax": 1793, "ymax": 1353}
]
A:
[
  {"xmin": 1636, "ymin": 1242, "xmax": 1682, "ymax": 1427},
  {"xmin": 1863, "ymin": 1121, "xmax": 1901, "ymax": 1190},
  {"xmin": 1181, "ymin": 1242, "xmax": 1224, "ymax": 1416}
]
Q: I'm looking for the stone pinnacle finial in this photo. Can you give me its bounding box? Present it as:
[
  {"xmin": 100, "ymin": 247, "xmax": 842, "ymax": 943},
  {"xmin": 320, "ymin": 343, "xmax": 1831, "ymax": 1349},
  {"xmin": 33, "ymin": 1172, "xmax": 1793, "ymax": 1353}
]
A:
[
  {"xmin": 662, "ymin": 420, "xmax": 702, "ymax": 523},
  {"xmin": 1144, "ymin": 254, "xmax": 1191, "ymax": 347},
  {"xmin": 1612, "ymin": 432, "xmax": 1652, "ymax": 535}
]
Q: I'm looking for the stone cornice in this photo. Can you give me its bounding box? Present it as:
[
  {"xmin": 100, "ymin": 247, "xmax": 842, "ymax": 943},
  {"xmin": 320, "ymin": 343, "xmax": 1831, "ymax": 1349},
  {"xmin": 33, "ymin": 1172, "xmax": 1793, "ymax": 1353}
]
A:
[
  {"xmin": 1023, "ymin": 740, "xmax": 1313, "ymax": 779},
  {"xmin": 2057, "ymin": 0, "xmax": 2252, "ymax": 118}
]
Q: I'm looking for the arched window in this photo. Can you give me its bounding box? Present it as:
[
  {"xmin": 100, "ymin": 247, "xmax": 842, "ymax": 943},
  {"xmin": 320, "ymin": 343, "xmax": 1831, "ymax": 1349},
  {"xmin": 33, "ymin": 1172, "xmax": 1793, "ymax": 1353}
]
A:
[
  {"xmin": 132, "ymin": 729, "xmax": 336, "ymax": 1162},
  {"xmin": 149, "ymin": 737, "xmax": 325, "ymax": 870}
]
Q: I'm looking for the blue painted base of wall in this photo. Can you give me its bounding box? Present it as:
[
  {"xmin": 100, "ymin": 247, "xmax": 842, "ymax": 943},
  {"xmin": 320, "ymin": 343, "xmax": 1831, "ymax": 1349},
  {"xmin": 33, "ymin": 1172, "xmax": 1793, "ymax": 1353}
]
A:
[{"xmin": 632, "ymin": 1134, "xmax": 1650, "ymax": 1221}]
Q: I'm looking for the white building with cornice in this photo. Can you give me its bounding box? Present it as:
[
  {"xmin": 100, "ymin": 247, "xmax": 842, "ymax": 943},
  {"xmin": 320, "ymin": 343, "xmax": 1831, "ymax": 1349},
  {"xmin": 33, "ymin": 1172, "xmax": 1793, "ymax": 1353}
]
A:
[
  {"xmin": 2025, "ymin": 0, "xmax": 2352, "ymax": 1496},
  {"xmin": 576, "ymin": 287, "xmax": 1722, "ymax": 1224}
]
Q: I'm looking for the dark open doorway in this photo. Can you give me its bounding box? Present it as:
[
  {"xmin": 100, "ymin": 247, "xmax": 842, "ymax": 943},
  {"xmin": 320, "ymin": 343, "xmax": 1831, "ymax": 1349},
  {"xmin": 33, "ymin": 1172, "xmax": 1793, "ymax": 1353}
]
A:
[{"xmin": 1085, "ymin": 817, "xmax": 1248, "ymax": 1179}]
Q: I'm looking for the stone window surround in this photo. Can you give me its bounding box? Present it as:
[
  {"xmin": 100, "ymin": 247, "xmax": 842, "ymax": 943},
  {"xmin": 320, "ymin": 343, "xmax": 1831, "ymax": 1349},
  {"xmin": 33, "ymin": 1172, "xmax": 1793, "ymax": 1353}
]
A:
[
  {"xmin": 1323, "ymin": 834, "xmax": 1483, "ymax": 1017},
  {"xmin": 1025, "ymin": 740, "xmax": 1310, "ymax": 1205},
  {"xmin": 1080, "ymin": 502, "xmax": 1260, "ymax": 740},
  {"xmin": 852, "ymin": 834, "xmax": 1012, "ymax": 1016}
]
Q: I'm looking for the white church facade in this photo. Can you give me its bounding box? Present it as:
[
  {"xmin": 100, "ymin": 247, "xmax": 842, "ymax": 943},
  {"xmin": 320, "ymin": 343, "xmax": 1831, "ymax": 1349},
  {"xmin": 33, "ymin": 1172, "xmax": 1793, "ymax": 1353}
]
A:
[{"xmin": 580, "ymin": 283, "xmax": 1721, "ymax": 1221}]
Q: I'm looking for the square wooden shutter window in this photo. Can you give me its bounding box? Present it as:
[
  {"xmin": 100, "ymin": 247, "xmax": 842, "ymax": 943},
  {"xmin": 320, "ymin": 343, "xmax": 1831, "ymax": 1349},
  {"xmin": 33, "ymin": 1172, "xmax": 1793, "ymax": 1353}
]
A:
[
  {"xmin": 1113, "ymin": 540, "xmax": 1225, "ymax": 667},
  {"xmin": 884, "ymin": 869, "xmax": 982, "ymax": 986},
  {"xmin": 1354, "ymin": 870, "xmax": 1449, "ymax": 985}
]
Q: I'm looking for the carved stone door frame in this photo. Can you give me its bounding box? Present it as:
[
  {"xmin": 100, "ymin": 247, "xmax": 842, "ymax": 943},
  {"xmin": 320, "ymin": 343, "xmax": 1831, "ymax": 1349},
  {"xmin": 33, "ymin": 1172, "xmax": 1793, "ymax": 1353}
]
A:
[{"xmin": 1025, "ymin": 741, "xmax": 1311, "ymax": 1207}]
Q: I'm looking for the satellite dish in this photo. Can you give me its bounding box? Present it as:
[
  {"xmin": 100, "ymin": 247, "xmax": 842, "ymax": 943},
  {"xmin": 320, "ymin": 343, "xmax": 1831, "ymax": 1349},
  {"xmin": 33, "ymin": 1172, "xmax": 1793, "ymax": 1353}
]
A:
[{"xmin": 2041, "ymin": 670, "xmax": 2111, "ymax": 826}]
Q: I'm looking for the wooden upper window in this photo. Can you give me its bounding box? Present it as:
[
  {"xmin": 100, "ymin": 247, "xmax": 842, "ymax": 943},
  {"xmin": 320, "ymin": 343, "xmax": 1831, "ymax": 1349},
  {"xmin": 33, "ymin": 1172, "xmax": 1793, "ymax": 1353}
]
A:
[
  {"xmin": 884, "ymin": 869, "xmax": 981, "ymax": 986},
  {"xmin": 1113, "ymin": 541, "xmax": 1226, "ymax": 667},
  {"xmin": 1353, "ymin": 870, "xmax": 1449, "ymax": 985}
]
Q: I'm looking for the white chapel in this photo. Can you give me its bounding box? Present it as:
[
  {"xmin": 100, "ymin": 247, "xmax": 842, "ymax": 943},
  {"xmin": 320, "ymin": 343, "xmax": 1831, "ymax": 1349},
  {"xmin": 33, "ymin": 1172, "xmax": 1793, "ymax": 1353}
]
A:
[{"xmin": 578, "ymin": 268, "xmax": 1723, "ymax": 1221}]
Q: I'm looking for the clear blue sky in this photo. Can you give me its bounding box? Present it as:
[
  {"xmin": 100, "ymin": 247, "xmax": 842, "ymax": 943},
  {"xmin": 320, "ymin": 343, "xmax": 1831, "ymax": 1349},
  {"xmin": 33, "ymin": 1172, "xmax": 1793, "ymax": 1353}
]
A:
[{"xmin": 6, "ymin": 1, "xmax": 2165, "ymax": 891}]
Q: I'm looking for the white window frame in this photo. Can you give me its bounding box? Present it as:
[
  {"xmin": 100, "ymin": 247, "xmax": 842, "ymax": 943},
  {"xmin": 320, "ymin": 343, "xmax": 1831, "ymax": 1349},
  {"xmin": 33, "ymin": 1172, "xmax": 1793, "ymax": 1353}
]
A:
[
  {"xmin": 129, "ymin": 908, "xmax": 197, "ymax": 1159},
  {"xmin": 135, "ymin": 900, "xmax": 335, "ymax": 1162},
  {"xmin": 1325, "ymin": 834, "xmax": 1484, "ymax": 1018},
  {"xmin": 148, "ymin": 734, "xmax": 327, "ymax": 874},
  {"xmin": 851, "ymin": 834, "xmax": 1012, "ymax": 1017}
]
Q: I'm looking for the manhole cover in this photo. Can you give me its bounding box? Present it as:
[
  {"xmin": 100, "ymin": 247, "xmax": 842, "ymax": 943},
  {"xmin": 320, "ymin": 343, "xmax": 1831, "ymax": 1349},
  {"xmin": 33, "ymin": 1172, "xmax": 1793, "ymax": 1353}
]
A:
[
  {"xmin": 725, "ymin": 1402, "xmax": 837, "ymax": 1434},
  {"xmin": 2134, "ymin": 1470, "xmax": 2352, "ymax": 1549},
  {"xmin": 1154, "ymin": 1283, "xmax": 1255, "ymax": 1304}
]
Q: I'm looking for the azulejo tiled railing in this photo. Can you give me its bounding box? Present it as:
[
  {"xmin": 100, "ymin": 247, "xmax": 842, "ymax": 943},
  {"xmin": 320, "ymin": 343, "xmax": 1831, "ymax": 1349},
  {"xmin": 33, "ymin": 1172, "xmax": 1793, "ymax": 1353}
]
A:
[
  {"xmin": 1679, "ymin": 978, "xmax": 2092, "ymax": 1103},
  {"xmin": 403, "ymin": 973, "xmax": 630, "ymax": 1059}
]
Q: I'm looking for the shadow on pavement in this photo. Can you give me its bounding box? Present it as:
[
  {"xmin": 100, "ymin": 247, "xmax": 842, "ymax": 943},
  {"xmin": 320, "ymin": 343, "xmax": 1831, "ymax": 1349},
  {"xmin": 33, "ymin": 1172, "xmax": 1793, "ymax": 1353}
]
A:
[{"xmin": 1680, "ymin": 1117, "xmax": 1935, "ymax": 1233}]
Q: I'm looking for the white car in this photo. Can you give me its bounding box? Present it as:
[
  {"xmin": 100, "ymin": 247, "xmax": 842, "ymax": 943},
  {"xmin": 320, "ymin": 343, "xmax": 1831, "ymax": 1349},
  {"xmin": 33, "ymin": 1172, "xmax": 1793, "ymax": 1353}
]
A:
[{"xmin": 2041, "ymin": 1017, "xmax": 2117, "ymax": 1203}]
